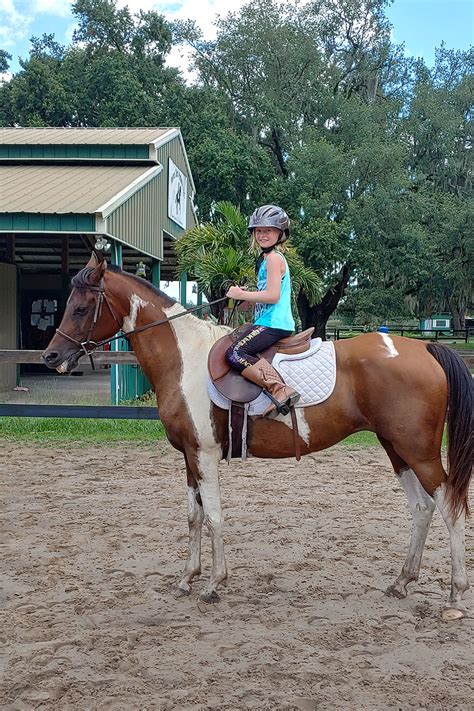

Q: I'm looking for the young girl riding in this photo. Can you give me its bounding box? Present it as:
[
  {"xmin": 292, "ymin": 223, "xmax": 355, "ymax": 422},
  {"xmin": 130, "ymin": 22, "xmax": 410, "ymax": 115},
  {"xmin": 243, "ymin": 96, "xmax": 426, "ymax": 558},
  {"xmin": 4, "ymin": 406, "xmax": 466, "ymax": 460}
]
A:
[{"xmin": 225, "ymin": 204, "xmax": 300, "ymax": 417}]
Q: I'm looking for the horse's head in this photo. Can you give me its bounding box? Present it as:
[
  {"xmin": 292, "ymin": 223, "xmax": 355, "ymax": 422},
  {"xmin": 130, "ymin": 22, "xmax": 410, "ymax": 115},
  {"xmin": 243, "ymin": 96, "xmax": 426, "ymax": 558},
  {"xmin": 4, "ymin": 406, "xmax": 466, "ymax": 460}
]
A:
[{"xmin": 42, "ymin": 253, "xmax": 122, "ymax": 373}]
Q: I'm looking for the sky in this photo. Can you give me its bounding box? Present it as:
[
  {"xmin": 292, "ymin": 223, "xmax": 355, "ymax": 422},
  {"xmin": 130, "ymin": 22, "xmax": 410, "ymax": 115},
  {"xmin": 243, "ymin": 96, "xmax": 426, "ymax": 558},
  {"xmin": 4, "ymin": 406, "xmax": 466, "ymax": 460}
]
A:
[{"xmin": 0, "ymin": 0, "xmax": 472, "ymax": 74}]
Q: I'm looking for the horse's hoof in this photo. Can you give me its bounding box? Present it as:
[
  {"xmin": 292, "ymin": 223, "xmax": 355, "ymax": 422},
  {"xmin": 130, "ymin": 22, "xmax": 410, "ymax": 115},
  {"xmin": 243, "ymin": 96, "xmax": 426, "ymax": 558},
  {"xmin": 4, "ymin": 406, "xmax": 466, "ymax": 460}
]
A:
[
  {"xmin": 175, "ymin": 584, "xmax": 191, "ymax": 598},
  {"xmin": 442, "ymin": 607, "xmax": 465, "ymax": 621},
  {"xmin": 200, "ymin": 590, "xmax": 220, "ymax": 604},
  {"xmin": 385, "ymin": 584, "xmax": 406, "ymax": 599}
]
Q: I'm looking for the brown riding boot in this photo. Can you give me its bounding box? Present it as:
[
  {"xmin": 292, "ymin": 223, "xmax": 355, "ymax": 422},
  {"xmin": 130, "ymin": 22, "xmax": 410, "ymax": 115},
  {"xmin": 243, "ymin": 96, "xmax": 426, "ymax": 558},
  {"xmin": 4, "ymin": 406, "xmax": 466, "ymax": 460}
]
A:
[{"xmin": 242, "ymin": 358, "xmax": 300, "ymax": 418}]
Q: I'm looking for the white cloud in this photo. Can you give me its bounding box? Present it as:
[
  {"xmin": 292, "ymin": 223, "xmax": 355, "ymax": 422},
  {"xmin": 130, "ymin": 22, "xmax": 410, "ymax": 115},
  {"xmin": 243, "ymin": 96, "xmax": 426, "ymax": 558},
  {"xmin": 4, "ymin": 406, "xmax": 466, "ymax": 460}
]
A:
[
  {"xmin": 0, "ymin": 1, "xmax": 32, "ymax": 49},
  {"xmin": 116, "ymin": 0, "xmax": 249, "ymax": 40},
  {"xmin": 64, "ymin": 21, "xmax": 78, "ymax": 44},
  {"xmin": 30, "ymin": 0, "xmax": 72, "ymax": 17}
]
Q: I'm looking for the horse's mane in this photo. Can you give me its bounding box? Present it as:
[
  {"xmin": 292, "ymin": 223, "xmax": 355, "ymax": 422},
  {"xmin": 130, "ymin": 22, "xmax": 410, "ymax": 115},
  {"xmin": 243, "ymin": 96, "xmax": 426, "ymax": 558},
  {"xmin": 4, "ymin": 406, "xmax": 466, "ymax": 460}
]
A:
[
  {"xmin": 72, "ymin": 263, "xmax": 176, "ymax": 307},
  {"xmin": 72, "ymin": 262, "xmax": 230, "ymax": 341}
]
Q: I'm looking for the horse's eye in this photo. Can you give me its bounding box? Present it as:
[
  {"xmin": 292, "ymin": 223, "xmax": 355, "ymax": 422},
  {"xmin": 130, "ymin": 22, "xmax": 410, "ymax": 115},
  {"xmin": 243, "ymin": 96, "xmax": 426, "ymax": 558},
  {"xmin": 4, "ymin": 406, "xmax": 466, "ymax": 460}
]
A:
[{"xmin": 74, "ymin": 306, "xmax": 88, "ymax": 316}]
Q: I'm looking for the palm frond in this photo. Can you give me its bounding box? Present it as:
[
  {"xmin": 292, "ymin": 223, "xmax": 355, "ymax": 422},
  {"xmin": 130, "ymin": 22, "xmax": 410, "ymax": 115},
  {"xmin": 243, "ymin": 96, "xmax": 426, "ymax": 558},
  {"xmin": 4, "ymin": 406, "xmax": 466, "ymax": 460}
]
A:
[{"xmin": 286, "ymin": 247, "xmax": 323, "ymax": 307}]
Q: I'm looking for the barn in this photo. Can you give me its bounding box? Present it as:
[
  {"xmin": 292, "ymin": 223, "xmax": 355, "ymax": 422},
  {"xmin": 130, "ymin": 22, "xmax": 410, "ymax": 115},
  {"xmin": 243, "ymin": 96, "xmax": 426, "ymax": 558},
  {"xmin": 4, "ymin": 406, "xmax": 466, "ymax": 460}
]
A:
[{"xmin": 0, "ymin": 127, "xmax": 197, "ymax": 401}]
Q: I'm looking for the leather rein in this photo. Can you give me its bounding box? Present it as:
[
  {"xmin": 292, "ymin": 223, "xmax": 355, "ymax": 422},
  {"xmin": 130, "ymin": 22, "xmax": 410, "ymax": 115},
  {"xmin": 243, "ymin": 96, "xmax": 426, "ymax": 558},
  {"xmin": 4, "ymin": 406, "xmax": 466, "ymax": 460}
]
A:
[{"xmin": 55, "ymin": 279, "xmax": 228, "ymax": 369}]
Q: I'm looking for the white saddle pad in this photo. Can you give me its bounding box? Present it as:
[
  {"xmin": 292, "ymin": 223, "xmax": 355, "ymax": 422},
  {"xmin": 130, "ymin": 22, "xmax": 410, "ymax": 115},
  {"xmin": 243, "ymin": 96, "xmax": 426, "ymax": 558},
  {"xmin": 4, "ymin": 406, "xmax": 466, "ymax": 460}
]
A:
[{"xmin": 208, "ymin": 338, "xmax": 336, "ymax": 416}]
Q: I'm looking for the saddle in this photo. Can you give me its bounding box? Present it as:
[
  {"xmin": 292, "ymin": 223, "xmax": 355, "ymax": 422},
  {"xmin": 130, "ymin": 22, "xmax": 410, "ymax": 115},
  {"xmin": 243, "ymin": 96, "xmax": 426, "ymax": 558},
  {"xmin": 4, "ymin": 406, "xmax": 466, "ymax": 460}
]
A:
[
  {"xmin": 208, "ymin": 324, "xmax": 315, "ymax": 463},
  {"xmin": 208, "ymin": 324, "xmax": 315, "ymax": 402}
]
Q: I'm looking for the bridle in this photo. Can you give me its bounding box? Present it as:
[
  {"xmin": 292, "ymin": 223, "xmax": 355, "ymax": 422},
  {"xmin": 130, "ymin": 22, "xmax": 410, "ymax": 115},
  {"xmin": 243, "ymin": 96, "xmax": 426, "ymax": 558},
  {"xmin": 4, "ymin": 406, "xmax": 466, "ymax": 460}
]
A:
[
  {"xmin": 53, "ymin": 278, "xmax": 229, "ymax": 369},
  {"xmin": 55, "ymin": 278, "xmax": 123, "ymax": 368}
]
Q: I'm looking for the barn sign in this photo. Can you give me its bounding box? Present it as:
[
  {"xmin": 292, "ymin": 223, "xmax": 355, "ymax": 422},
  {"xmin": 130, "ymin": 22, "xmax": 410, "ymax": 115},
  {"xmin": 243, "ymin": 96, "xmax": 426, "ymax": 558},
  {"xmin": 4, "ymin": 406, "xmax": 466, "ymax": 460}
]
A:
[{"xmin": 168, "ymin": 157, "xmax": 187, "ymax": 229}]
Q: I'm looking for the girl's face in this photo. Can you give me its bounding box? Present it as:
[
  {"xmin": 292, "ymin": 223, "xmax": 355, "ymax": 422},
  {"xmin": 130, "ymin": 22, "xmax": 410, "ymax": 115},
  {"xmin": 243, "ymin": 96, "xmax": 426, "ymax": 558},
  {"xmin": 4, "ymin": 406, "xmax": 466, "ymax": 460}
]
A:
[{"xmin": 253, "ymin": 226, "xmax": 281, "ymax": 248}]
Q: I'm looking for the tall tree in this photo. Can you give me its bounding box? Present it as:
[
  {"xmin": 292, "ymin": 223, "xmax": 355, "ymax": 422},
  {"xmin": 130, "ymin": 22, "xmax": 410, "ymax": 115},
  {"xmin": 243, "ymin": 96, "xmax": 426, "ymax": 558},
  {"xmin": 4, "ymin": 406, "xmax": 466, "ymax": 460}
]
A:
[
  {"xmin": 404, "ymin": 47, "xmax": 473, "ymax": 328},
  {"xmin": 176, "ymin": 0, "xmax": 422, "ymax": 336}
]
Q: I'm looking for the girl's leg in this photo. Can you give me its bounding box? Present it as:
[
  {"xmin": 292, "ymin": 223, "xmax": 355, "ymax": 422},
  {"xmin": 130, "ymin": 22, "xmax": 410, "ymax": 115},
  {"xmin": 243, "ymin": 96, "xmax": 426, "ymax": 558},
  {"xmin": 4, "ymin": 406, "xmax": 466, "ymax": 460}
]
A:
[
  {"xmin": 225, "ymin": 325, "xmax": 291, "ymax": 371},
  {"xmin": 225, "ymin": 326, "xmax": 299, "ymax": 416}
]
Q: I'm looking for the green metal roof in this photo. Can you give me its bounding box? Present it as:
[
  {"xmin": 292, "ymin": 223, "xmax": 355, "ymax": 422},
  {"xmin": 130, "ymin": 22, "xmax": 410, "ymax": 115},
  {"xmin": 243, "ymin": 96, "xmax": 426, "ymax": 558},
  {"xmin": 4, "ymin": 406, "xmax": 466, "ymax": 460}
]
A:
[{"xmin": 0, "ymin": 165, "xmax": 161, "ymax": 214}]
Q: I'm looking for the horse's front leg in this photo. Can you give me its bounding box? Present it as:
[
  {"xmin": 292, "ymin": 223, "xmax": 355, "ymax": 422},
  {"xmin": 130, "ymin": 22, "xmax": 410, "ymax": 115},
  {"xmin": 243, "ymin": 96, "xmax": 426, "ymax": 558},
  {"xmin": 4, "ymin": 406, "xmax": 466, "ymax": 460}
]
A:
[
  {"xmin": 177, "ymin": 459, "xmax": 204, "ymax": 596},
  {"xmin": 196, "ymin": 449, "xmax": 228, "ymax": 603}
]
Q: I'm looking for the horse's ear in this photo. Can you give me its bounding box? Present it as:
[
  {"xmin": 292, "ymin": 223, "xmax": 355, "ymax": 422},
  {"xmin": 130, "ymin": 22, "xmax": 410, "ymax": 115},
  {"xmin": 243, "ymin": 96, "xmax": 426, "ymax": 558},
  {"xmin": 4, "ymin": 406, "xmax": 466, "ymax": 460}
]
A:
[
  {"xmin": 86, "ymin": 252, "xmax": 107, "ymax": 284},
  {"xmin": 86, "ymin": 251, "xmax": 105, "ymax": 269}
]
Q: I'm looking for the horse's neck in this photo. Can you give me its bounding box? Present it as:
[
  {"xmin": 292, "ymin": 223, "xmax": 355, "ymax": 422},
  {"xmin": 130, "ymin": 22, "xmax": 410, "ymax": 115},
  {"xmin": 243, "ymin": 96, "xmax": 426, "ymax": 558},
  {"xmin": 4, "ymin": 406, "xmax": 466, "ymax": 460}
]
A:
[
  {"xmin": 112, "ymin": 275, "xmax": 229, "ymax": 402},
  {"xmin": 111, "ymin": 273, "xmax": 228, "ymax": 346},
  {"xmin": 160, "ymin": 302, "xmax": 231, "ymax": 347}
]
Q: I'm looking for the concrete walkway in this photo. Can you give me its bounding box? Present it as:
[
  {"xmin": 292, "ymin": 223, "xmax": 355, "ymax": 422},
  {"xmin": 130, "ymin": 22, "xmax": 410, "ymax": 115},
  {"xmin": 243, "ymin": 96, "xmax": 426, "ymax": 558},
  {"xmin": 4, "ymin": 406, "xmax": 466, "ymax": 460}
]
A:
[{"xmin": 1, "ymin": 365, "xmax": 111, "ymax": 405}]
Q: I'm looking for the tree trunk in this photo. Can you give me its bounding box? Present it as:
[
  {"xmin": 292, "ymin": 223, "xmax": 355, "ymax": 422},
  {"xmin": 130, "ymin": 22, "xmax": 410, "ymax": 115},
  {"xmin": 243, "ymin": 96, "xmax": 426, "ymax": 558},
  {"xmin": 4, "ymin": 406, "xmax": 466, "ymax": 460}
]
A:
[
  {"xmin": 448, "ymin": 296, "xmax": 466, "ymax": 331},
  {"xmin": 297, "ymin": 264, "xmax": 350, "ymax": 339}
]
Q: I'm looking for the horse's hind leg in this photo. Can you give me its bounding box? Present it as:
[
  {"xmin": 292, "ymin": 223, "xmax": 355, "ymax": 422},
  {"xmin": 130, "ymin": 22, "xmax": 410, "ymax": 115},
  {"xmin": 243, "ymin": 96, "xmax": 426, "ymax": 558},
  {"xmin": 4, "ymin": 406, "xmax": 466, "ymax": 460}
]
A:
[
  {"xmin": 433, "ymin": 484, "xmax": 469, "ymax": 618},
  {"xmin": 378, "ymin": 437, "xmax": 435, "ymax": 599},
  {"xmin": 384, "ymin": 443, "xmax": 468, "ymax": 618},
  {"xmin": 177, "ymin": 457, "xmax": 204, "ymax": 596}
]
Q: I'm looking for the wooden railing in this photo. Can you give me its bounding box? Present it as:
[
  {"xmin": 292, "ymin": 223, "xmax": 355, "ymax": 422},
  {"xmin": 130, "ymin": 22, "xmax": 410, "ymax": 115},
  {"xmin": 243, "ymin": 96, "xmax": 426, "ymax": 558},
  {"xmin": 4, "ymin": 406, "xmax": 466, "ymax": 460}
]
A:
[{"xmin": 0, "ymin": 350, "xmax": 138, "ymax": 365}]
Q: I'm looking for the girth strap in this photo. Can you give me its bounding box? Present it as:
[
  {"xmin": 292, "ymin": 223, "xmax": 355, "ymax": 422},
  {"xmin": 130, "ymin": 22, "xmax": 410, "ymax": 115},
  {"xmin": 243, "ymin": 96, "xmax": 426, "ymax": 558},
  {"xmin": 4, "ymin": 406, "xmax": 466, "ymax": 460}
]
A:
[{"xmin": 289, "ymin": 406, "xmax": 301, "ymax": 462}]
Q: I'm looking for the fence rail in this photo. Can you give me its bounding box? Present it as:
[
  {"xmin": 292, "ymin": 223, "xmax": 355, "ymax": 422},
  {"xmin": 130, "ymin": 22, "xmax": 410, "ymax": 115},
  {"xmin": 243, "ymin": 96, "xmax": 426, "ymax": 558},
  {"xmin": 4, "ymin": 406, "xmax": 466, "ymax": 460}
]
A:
[
  {"xmin": 0, "ymin": 350, "xmax": 138, "ymax": 364},
  {"xmin": 328, "ymin": 327, "xmax": 472, "ymax": 342},
  {"xmin": 0, "ymin": 404, "xmax": 159, "ymax": 419}
]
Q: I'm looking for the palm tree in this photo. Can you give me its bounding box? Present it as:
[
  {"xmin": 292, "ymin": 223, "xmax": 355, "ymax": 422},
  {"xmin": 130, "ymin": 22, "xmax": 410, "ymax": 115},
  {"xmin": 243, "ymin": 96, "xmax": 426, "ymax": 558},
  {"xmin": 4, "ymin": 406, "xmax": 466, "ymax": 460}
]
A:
[{"xmin": 176, "ymin": 201, "xmax": 322, "ymax": 327}]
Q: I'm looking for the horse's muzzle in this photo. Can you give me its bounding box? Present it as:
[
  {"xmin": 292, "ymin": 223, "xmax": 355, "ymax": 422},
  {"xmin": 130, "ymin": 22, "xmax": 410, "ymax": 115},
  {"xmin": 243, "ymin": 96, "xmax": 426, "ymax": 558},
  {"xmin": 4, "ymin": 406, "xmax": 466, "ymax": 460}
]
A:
[{"xmin": 41, "ymin": 349, "xmax": 81, "ymax": 373}]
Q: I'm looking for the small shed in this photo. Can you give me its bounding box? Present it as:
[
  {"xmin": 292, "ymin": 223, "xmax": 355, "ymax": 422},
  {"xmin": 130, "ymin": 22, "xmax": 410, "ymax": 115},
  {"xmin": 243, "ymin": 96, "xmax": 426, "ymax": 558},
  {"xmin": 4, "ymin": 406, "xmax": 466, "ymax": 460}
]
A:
[
  {"xmin": 0, "ymin": 127, "xmax": 197, "ymax": 401},
  {"xmin": 419, "ymin": 314, "xmax": 452, "ymax": 335}
]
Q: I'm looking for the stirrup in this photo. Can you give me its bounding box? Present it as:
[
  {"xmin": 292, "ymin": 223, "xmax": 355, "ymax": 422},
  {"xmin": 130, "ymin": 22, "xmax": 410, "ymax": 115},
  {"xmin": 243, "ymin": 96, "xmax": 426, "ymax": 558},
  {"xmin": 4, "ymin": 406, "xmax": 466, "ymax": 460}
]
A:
[{"xmin": 265, "ymin": 392, "xmax": 300, "ymax": 419}]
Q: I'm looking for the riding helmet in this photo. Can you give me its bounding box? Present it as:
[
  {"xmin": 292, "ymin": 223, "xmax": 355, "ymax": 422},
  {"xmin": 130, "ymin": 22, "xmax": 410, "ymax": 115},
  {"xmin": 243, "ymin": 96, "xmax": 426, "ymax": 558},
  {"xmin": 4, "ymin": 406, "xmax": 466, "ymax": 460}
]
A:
[{"xmin": 248, "ymin": 205, "xmax": 290, "ymax": 242}]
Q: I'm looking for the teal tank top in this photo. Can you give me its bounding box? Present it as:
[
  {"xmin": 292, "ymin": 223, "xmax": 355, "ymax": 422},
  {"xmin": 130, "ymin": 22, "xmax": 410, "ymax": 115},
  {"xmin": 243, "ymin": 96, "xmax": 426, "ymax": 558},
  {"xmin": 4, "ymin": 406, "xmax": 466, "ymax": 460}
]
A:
[{"xmin": 254, "ymin": 252, "xmax": 295, "ymax": 331}]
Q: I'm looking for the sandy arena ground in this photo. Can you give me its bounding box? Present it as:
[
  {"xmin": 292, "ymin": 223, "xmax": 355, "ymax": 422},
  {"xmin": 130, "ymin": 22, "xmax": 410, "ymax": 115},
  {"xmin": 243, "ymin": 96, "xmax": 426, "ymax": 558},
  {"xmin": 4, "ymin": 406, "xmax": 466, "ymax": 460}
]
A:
[{"xmin": 1, "ymin": 441, "xmax": 473, "ymax": 710}]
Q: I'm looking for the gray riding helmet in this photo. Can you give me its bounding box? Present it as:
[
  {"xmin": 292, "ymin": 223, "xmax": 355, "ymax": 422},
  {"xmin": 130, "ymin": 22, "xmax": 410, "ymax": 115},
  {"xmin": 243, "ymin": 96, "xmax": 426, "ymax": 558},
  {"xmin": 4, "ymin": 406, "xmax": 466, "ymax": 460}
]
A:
[{"xmin": 248, "ymin": 204, "xmax": 290, "ymax": 242}]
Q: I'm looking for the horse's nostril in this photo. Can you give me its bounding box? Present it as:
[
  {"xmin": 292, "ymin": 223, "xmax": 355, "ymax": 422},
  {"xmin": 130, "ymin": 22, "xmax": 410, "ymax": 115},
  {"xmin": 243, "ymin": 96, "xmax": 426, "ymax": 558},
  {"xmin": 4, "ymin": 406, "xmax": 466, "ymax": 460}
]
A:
[{"xmin": 43, "ymin": 351, "xmax": 59, "ymax": 364}]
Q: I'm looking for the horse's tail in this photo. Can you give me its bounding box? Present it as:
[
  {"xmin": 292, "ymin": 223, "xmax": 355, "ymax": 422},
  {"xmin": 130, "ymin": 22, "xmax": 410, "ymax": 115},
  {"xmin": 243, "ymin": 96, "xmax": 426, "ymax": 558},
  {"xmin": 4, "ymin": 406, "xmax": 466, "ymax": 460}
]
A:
[{"xmin": 427, "ymin": 342, "xmax": 473, "ymax": 519}]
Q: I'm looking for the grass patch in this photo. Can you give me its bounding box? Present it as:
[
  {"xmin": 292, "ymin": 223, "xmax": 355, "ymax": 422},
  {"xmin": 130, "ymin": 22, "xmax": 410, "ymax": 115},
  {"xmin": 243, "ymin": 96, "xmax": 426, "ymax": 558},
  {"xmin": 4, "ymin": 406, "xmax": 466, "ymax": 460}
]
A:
[
  {"xmin": 446, "ymin": 341, "xmax": 474, "ymax": 350},
  {"xmin": 0, "ymin": 416, "xmax": 165, "ymax": 445},
  {"xmin": 0, "ymin": 420, "xmax": 448, "ymax": 449},
  {"xmin": 340, "ymin": 431, "xmax": 379, "ymax": 446},
  {"xmin": 340, "ymin": 429, "xmax": 447, "ymax": 448}
]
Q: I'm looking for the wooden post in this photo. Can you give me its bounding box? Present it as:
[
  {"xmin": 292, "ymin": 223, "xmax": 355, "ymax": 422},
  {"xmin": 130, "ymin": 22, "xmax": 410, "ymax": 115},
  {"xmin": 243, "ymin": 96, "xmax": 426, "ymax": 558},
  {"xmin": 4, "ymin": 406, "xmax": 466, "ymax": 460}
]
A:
[
  {"xmin": 151, "ymin": 260, "xmax": 161, "ymax": 288},
  {"xmin": 179, "ymin": 271, "xmax": 187, "ymax": 307},
  {"xmin": 110, "ymin": 240, "xmax": 123, "ymax": 405},
  {"xmin": 197, "ymin": 286, "xmax": 203, "ymax": 317}
]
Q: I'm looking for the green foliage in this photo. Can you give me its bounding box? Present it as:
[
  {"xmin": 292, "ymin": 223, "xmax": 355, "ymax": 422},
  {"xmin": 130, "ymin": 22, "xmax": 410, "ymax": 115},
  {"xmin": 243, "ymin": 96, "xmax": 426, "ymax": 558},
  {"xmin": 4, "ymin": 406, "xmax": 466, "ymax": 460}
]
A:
[
  {"xmin": 176, "ymin": 201, "xmax": 254, "ymax": 320},
  {"xmin": 0, "ymin": 49, "xmax": 11, "ymax": 73},
  {"xmin": 0, "ymin": 0, "xmax": 179, "ymax": 127}
]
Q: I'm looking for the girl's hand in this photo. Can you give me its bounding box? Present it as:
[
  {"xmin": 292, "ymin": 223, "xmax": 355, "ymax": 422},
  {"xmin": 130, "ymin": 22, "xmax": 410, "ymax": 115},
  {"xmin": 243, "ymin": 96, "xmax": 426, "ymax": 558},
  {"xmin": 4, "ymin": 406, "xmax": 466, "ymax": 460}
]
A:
[{"xmin": 226, "ymin": 285, "xmax": 246, "ymax": 300}]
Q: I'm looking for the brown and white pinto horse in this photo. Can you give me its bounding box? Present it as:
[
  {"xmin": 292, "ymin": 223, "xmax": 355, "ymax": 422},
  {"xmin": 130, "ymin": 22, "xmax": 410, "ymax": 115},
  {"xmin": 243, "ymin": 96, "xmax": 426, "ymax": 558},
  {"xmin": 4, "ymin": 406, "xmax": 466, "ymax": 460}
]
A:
[{"xmin": 43, "ymin": 255, "xmax": 472, "ymax": 619}]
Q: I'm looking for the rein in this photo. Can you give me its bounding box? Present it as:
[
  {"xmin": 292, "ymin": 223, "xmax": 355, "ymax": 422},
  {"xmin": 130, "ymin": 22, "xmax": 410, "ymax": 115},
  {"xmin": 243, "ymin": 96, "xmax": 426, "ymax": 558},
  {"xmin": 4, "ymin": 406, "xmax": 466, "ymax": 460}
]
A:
[{"xmin": 55, "ymin": 281, "xmax": 229, "ymax": 368}]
